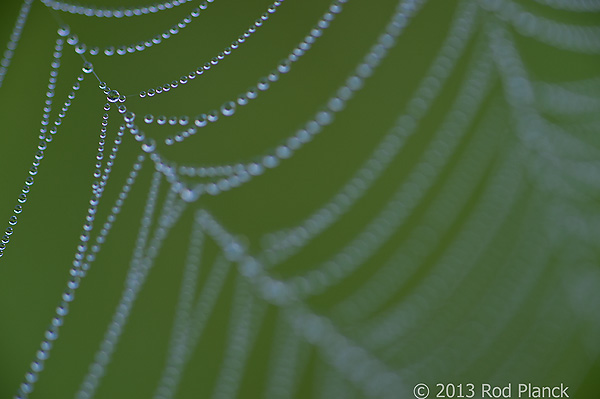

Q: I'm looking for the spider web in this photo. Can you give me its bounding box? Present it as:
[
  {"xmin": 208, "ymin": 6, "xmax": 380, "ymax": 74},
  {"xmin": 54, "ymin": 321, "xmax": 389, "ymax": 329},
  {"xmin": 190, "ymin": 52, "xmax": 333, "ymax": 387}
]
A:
[{"xmin": 0, "ymin": 0, "xmax": 599, "ymax": 398}]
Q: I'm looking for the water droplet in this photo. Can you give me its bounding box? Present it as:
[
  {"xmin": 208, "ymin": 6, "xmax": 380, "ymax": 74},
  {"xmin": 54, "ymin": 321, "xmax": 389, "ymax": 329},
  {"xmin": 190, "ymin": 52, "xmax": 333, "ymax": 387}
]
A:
[
  {"xmin": 107, "ymin": 89, "xmax": 120, "ymax": 103},
  {"xmin": 180, "ymin": 186, "xmax": 201, "ymax": 202},
  {"xmin": 306, "ymin": 120, "xmax": 321, "ymax": 134},
  {"xmin": 141, "ymin": 138, "xmax": 156, "ymax": 153},
  {"xmin": 263, "ymin": 155, "xmax": 279, "ymax": 168},
  {"xmin": 276, "ymin": 145, "xmax": 292, "ymax": 159},
  {"xmin": 221, "ymin": 101, "xmax": 236, "ymax": 117},
  {"xmin": 247, "ymin": 87, "xmax": 258, "ymax": 99},
  {"xmin": 144, "ymin": 114, "xmax": 154, "ymax": 123},
  {"xmin": 328, "ymin": 97, "xmax": 344, "ymax": 112},
  {"xmin": 347, "ymin": 75, "xmax": 362, "ymax": 91},
  {"xmin": 67, "ymin": 34, "xmax": 78, "ymax": 45},
  {"xmin": 257, "ymin": 77, "xmax": 270, "ymax": 91},
  {"xmin": 194, "ymin": 114, "xmax": 207, "ymax": 127},
  {"xmin": 75, "ymin": 43, "xmax": 86, "ymax": 54},
  {"xmin": 237, "ymin": 94, "xmax": 248, "ymax": 106},
  {"xmin": 124, "ymin": 111, "xmax": 135, "ymax": 122},
  {"xmin": 224, "ymin": 240, "xmax": 245, "ymax": 261},
  {"xmin": 207, "ymin": 110, "xmax": 218, "ymax": 122},
  {"xmin": 248, "ymin": 163, "xmax": 264, "ymax": 176},
  {"xmin": 57, "ymin": 25, "xmax": 70, "ymax": 37},
  {"xmin": 82, "ymin": 61, "xmax": 93, "ymax": 74},
  {"xmin": 316, "ymin": 110, "xmax": 333, "ymax": 126},
  {"xmin": 205, "ymin": 183, "xmax": 220, "ymax": 195}
]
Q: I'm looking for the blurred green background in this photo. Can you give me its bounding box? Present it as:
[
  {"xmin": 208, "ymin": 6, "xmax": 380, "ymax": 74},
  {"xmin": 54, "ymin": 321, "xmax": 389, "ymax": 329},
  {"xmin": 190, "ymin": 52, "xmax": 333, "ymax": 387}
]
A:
[{"xmin": 1, "ymin": 0, "xmax": 599, "ymax": 398}]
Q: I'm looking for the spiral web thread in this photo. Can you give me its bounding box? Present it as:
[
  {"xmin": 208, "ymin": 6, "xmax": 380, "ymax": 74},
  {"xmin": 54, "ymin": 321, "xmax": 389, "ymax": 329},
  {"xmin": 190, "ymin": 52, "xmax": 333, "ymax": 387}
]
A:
[{"xmin": 1, "ymin": 0, "xmax": 599, "ymax": 398}]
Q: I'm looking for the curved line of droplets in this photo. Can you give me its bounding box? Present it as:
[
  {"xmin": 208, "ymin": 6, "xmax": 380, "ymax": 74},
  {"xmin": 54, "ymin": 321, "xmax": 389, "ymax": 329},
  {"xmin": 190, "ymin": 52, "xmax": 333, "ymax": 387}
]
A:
[
  {"xmin": 60, "ymin": 0, "xmax": 285, "ymax": 59},
  {"xmin": 80, "ymin": 0, "xmax": 600, "ymax": 203},
  {"xmin": 59, "ymin": 0, "xmax": 220, "ymax": 57},
  {"xmin": 0, "ymin": 0, "xmax": 34, "ymax": 88},
  {"xmin": 125, "ymin": 1, "xmax": 417, "ymax": 201},
  {"xmin": 80, "ymin": 0, "xmax": 408, "ymax": 202},
  {"xmin": 55, "ymin": 0, "xmax": 564, "ymax": 207},
  {"xmin": 41, "ymin": 0, "xmax": 193, "ymax": 18},
  {"xmin": 139, "ymin": 0, "xmax": 348, "ymax": 147}
]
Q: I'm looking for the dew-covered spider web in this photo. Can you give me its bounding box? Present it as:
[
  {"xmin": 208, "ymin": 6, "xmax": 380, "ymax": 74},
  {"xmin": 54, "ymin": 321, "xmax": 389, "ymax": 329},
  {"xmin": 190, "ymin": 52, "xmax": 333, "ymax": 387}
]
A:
[{"xmin": 0, "ymin": 0, "xmax": 599, "ymax": 398}]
